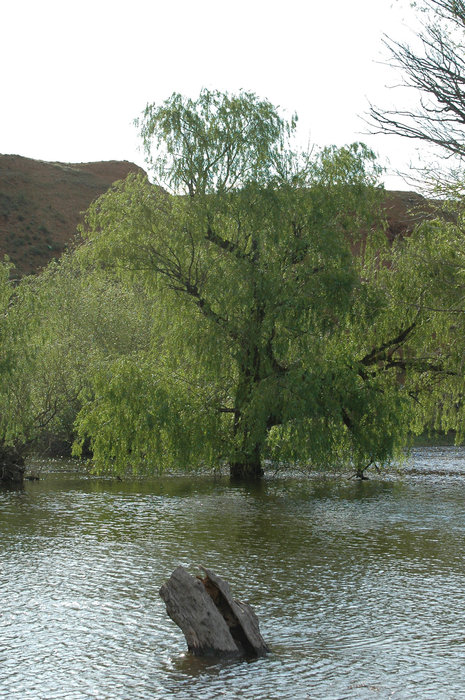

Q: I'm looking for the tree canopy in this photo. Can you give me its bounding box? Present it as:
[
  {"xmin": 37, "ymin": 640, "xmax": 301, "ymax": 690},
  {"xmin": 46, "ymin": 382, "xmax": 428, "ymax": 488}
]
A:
[
  {"xmin": 135, "ymin": 89, "xmax": 298, "ymax": 195},
  {"xmin": 0, "ymin": 254, "xmax": 154, "ymax": 475},
  {"xmin": 71, "ymin": 89, "xmax": 442, "ymax": 479}
]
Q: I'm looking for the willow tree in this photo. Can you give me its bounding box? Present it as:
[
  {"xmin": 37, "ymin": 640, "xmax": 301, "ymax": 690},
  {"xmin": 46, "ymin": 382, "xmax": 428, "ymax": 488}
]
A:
[
  {"xmin": 0, "ymin": 259, "xmax": 26, "ymax": 482},
  {"xmin": 0, "ymin": 255, "xmax": 154, "ymax": 483},
  {"xmin": 75, "ymin": 90, "xmax": 410, "ymax": 480}
]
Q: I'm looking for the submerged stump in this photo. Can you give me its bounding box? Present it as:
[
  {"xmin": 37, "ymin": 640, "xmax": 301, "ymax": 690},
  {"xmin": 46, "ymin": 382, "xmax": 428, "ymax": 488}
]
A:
[
  {"xmin": 159, "ymin": 566, "xmax": 269, "ymax": 658},
  {"xmin": 0, "ymin": 445, "xmax": 25, "ymax": 485}
]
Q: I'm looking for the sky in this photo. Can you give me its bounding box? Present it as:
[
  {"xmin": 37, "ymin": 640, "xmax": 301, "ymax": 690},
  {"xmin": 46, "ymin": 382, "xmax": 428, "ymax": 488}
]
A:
[{"xmin": 2, "ymin": 0, "xmax": 426, "ymax": 190}]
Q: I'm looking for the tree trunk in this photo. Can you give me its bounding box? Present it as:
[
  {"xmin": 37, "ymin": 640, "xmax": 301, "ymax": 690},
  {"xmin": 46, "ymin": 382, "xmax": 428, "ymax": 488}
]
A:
[
  {"xmin": 0, "ymin": 444, "xmax": 25, "ymax": 485},
  {"xmin": 231, "ymin": 368, "xmax": 265, "ymax": 481},
  {"xmin": 229, "ymin": 452, "xmax": 264, "ymax": 481},
  {"xmin": 230, "ymin": 327, "xmax": 280, "ymax": 480}
]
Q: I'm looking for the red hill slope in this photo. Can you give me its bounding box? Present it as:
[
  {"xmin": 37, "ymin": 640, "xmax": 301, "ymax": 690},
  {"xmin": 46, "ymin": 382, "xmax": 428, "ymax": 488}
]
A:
[{"xmin": 0, "ymin": 155, "xmax": 146, "ymax": 275}]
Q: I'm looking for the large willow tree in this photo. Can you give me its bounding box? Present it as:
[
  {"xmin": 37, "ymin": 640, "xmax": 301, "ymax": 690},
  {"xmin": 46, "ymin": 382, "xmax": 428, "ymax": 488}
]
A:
[{"xmin": 74, "ymin": 89, "xmax": 450, "ymax": 479}]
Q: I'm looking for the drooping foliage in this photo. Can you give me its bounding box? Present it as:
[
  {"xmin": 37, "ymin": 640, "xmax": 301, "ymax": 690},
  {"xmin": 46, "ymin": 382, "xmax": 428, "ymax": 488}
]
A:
[
  {"xmin": 72, "ymin": 89, "xmax": 431, "ymax": 479},
  {"xmin": 3, "ymin": 89, "xmax": 465, "ymax": 481},
  {"xmin": 136, "ymin": 88, "xmax": 298, "ymax": 195},
  {"xmin": 0, "ymin": 255, "xmax": 154, "ymax": 463}
]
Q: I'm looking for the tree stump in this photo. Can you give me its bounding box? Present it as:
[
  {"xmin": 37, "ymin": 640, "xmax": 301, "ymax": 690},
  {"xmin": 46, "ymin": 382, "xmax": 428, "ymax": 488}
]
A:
[
  {"xmin": 0, "ymin": 444, "xmax": 25, "ymax": 485},
  {"xmin": 159, "ymin": 566, "xmax": 270, "ymax": 658}
]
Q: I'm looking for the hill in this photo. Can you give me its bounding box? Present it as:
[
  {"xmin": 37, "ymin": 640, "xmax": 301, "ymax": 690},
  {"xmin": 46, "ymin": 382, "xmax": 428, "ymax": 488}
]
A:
[
  {"xmin": 0, "ymin": 154, "xmax": 437, "ymax": 276},
  {"xmin": 0, "ymin": 155, "xmax": 146, "ymax": 275}
]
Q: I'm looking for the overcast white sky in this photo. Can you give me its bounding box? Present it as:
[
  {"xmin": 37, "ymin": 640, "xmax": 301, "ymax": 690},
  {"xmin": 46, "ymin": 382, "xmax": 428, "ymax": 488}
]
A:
[{"xmin": 2, "ymin": 0, "xmax": 425, "ymax": 189}]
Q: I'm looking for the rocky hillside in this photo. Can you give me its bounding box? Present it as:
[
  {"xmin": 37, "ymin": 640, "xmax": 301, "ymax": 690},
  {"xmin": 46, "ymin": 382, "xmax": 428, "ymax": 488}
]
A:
[
  {"xmin": 0, "ymin": 155, "xmax": 146, "ymax": 276},
  {"xmin": 0, "ymin": 154, "xmax": 437, "ymax": 277}
]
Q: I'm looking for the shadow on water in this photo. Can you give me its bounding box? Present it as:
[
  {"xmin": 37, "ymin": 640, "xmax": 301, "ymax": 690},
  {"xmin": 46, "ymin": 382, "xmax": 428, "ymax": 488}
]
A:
[
  {"xmin": 10, "ymin": 470, "xmax": 408, "ymax": 505},
  {"xmin": 0, "ymin": 481, "xmax": 25, "ymax": 493}
]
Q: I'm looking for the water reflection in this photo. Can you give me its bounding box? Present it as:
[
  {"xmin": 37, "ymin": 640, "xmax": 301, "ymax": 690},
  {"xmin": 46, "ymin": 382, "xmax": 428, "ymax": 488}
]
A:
[{"xmin": 2, "ymin": 447, "xmax": 465, "ymax": 698}]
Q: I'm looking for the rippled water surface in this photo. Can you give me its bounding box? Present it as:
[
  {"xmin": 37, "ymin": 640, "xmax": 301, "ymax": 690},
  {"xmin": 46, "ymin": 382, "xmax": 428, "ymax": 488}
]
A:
[{"xmin": 2, "ymin": 447, "xmax": 465, "ymax": 698}]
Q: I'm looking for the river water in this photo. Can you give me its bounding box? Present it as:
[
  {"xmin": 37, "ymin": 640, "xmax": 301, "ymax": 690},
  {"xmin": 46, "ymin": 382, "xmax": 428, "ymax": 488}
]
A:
[{"xmin": 2, "ymin": 447, "xmax": 465, "ymax": 699}]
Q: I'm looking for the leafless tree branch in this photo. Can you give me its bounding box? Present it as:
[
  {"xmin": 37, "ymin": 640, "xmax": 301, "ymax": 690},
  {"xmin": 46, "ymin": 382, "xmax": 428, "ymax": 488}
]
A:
[{"xmin": 368, "ymin": 1, "xmax": 465, "ymax": 165}]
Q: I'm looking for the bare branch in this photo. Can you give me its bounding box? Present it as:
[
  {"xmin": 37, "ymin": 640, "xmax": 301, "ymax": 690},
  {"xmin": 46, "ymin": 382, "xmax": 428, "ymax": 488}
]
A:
[{"xmin": 368, "ymin": 1, "xmax": 465, "ymax": 166}]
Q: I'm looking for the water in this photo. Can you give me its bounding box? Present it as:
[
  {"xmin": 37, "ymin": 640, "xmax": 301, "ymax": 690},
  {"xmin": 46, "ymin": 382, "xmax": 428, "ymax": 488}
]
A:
[{"xmin": 2, "ymin": 447, "xmax": 465, "ymax": 699}]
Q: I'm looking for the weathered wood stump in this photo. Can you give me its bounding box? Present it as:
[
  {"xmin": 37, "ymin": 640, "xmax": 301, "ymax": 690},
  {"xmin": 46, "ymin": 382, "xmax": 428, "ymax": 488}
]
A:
[{"xmin": 159, "ymin": 566, "xmax": 269, "ymax": 658}]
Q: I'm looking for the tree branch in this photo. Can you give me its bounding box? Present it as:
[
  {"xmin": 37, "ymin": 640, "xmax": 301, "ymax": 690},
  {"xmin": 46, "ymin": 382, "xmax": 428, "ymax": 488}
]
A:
[
  {"xmin": 367, "ymin": 2, "xmax": 465, "ymax": 161},
  {"xmin": 205, "ymin": 225, "xmax": 250, "ymax": 261},
  {"xmin": 360, "ymin": 321, "xmax": 417, "ymax": 367}
]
